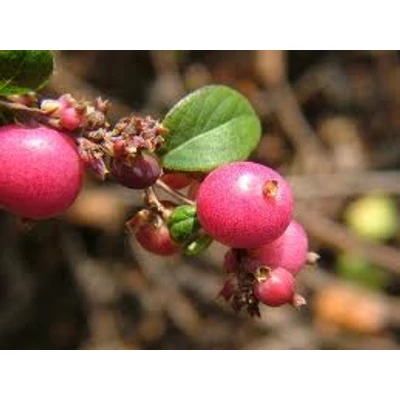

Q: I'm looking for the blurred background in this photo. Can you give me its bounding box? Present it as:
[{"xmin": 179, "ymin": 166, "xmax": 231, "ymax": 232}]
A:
[{"xmin": 0, "ymin": 50, "xmax": 399, "ymax": 349}]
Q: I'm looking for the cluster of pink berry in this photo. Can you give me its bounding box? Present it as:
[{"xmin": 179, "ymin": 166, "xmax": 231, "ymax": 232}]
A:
[
  {"xmin": 0, "ymin": 94, "xmax": 317, "ymax": 319},
  {"xmin": 195, "ymin": 162, "xmax": 315, "ymax": 317}
]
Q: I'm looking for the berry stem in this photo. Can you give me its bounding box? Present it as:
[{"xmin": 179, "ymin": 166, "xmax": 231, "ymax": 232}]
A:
[
  {"xmin": 155, "ymin": 178, "xmax": 195, "ymax": 206},
  {"xmin": 144, "ymin": 186, "xmax": 170, "ymax": 220}
]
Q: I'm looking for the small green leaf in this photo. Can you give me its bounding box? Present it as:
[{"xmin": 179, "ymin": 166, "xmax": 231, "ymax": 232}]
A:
[
  {"xmin": 161, "ymin": 85, "xmax": 261, "ymax": 172},
  {"xmin": 167, "ymin": 205, "xmax": 200, "ymax": 243},
  {"xmin": 184, "ymin": 235, "xmax": 213, "ymax": 256},
  {"xmin": 0, "ymin": 50, "xmax": 54, "ymax": 95}
]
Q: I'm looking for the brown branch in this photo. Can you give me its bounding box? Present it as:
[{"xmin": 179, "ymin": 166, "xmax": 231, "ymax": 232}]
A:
[
  {"xmin": 255, "ymin": 51, "xmax": 330, "ymax": 173},
  {"xmin": 0, "ymin": 100, "xmax": 44, "ymax": 115},
  {"xmin": 288, "ymin": 171, "xmax": 400, "ymax": 199},
  {"xmin": 270, "ymin": 84, "xmax": 332, "ymax": 172}
]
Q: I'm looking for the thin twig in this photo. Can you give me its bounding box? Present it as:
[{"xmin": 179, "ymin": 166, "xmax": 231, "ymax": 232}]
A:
[
  {"xmin": 255, "ymin": 51, "xmax": 330, "ymax": 173},
  {"xmin": 155, "ymin": 179, "xmax": 195, "ymax": 206},
  {"xmin": 0, "ymin": 100, "xmax": 44, "ymax": 115},
  {"xmin": 143, "ymin": 187, "xmax": 170, "ymax": 219},
  {"xmin": 270, "ymin": 83, "xmax": 331, "ymax": 172},
  {"xmin": 288, "ymin": 171, "xmax": 400, "ymax": 199}
]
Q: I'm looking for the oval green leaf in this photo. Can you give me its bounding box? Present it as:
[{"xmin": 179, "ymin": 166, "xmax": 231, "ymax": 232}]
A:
[
  {"xmin": 0, "ymin": 50, "xmax": 54, "ymax": 95},
  {"xmin": 161, "ymin": 85, "xmax": 261, "ymax": 172}
]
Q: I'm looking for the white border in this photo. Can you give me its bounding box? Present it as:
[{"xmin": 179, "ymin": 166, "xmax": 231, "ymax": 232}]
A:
[
  {"xmin": 3, "ymin": 1, "xmax": 398, "ymax": 49},
  {"xmin": 0, "ymin": 351, "xmax": 397, "ymax": 399}
]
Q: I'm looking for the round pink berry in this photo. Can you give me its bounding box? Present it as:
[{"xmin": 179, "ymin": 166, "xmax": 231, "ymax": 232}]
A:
[
  {"xmin": 127, "ymin": 202, "xmax": 178, "ymax": 256},
  {"xmin": 249, "ymin": 220, "xmax": 308, "ymax": 275},
  {"xmin": 60, "ymin": 107, "xmax": 83, "ymax": 131},
  {"xmin": 135, "ymin": 220, "xmax": 179, "ymax": 256},
  {"xmin": 196, "ymin": 162, "xmax": 293, "ymax": 248},
  {"xmin": 253, "ymin": 267, "xmax": 295, "ymax": 307},
  {"xmin": 0, "ymin": 125, "xmax": 84, "ymax": 220}
]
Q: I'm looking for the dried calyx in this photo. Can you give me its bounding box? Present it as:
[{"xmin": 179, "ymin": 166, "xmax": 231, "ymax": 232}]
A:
[{"xmin": 74, "ymin": 98, "xmax": 167, "ymax": 187}]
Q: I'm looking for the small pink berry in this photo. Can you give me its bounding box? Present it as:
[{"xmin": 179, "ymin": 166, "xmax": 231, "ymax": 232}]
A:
[
  {"xmin": 136, "ymin": 222, "xmax": 178, "ymax": 255},
  {"xmin": 133, "ymin": 219, "xmax": 178, "ymax": 256},
  {"xmin": 111, "ymin": 152, "xmax": 161, "ymax": 189},
  {"xmin": 253, "ymin": 267, "xmax": 296, "ymax": 307},
  {"xmin": 127, "ymin": 202, "xmax": 179, "ymax": 256},
  {"xmin": 60, "ymin": 107, "xmax": 83, "ymax": 131},
  {"xmin": 0, "ymin": 125, "xmax": 84, "ymax": 220},
  {"xmin": 249, "ymin": 220, "xmax": 308, "ymax": 275},
  {"xmin": 196, "ymin": 162, "xmax": 293, "ymax": 248}
]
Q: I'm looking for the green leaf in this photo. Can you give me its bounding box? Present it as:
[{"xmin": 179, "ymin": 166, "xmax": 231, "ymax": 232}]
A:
[
  {"xmin": 167, "ymin": 205, "xmax": 200, "ymax": 243},
  {"xmin": 184, "ymin": 235, "xmax": 213, "ymax": 256},
  {"xmin": 161, "ymin": 85, "xmax": 261, "ymax": 172},
  {"xmin": 0, "ymin": 50, "xmax": 54, "ymax": 95}
]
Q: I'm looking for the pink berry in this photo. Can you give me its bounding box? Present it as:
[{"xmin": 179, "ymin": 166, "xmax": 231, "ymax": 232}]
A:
[
  {"xmin": 135, "ymin": 220, "xmax": 178, "ymax": 256},
  {"xmin": 253, "ymin": 268, "xmax": 295, "ymax": 307},
  {"xmin": 0, "ymin": 125, "xmax": 84, "ymax": 220},
  {"xmin": 128, "ymin": 202, "xmax": 179, "ymax": 256},
  {"xmin": 136, "ymin": 222, "xmax": 178, "ymax": 255},
  {"xmin": 249, "ymin": 220, "xmax": 308, "ymax": 275},
  {"xmin": 196, "ymin": 162, "xmax": 293, "ymax": 248},
  {"xmin": 111, "ymin": 152, "xmax": 161, "ymax": 189},
  {"xmin": 60, "ymin": 107, "xmax": 83, "ymax": 131}
]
